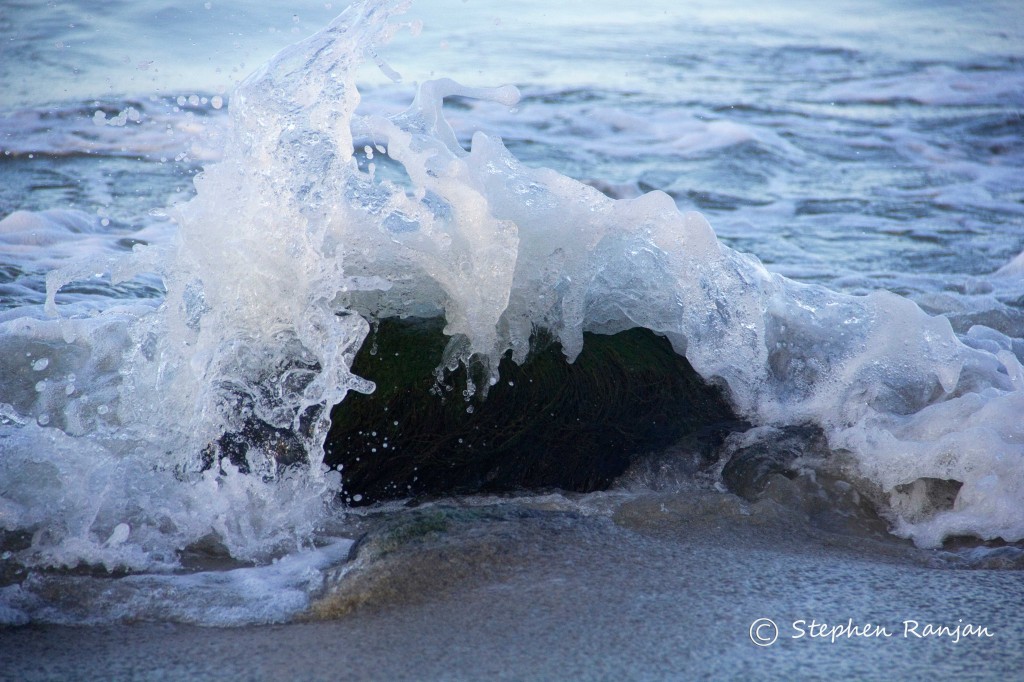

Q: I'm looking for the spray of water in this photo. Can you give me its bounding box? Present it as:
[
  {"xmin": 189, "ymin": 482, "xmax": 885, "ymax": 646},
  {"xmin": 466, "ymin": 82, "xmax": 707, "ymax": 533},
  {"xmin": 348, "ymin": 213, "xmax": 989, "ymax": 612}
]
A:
[{"xmin": 2, "ymin": 0, "xmax": 1022, "ymax": 582}]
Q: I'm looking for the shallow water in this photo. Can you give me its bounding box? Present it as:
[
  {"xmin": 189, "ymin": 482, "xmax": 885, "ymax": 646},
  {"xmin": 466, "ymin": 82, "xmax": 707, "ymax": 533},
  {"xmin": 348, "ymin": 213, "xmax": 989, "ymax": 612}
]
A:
[
  {"xmin": 1, "ymin": 1, "xmax": 1023, "ymax": 665},
  {"xmin": 3, "ymin": 491, "xmax": 1024, "ymax": 679}
]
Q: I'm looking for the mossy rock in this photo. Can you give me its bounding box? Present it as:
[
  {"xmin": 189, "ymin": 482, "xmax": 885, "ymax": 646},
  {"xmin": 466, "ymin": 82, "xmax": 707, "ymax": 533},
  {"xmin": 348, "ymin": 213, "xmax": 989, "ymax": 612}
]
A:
[{"xmin": 325, "ymin": 317, "xmax": 739, "ymax": 504}]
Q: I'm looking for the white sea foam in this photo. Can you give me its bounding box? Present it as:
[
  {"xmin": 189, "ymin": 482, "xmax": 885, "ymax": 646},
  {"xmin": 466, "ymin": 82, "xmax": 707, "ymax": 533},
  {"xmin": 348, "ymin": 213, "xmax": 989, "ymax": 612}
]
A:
[
  {"xmin": 1, "ymin": 99, "xmax": 227, "ymax": 162},
  {"xmin": 0, "ymin": 209, "xmax": 166, "ymax": 270},
  {"xmin": 0, "ymin": 538, "xmax": 352, "ymax": 626},
  {"xmin": 819, "ymin": 66, "xmax": 1024, "ymax": 107},
  {"xmin": 1, "ymin": 0, "xmax": 1023, "ymax": 607}
]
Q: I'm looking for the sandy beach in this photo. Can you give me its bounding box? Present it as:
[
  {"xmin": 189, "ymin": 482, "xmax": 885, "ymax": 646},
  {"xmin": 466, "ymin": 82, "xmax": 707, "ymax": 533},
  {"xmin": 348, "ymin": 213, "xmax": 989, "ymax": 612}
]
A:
[{"xmin": 3, "ymin": 490, "xmax": 1021, "ymax": 680}]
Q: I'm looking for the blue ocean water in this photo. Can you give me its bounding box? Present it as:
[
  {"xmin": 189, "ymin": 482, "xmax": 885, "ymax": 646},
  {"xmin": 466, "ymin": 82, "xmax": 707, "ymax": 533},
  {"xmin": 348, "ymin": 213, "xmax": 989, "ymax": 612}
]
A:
[{"xmin": 1, "ymin": 0, "xmax": 1023, "ymax": 626}]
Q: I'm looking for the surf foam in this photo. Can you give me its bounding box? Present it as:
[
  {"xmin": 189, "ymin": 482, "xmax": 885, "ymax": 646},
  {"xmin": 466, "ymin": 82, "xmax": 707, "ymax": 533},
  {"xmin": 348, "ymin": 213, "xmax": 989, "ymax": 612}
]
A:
[{"xmin": 2, "ymin": 0, "xmax": 1023, "ymax": 591}]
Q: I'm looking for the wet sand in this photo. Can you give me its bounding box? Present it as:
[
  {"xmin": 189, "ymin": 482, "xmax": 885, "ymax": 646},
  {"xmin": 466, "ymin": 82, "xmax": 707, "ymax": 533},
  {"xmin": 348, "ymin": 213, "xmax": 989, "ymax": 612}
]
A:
[{"xmin": 2, "ymin": 492, "xmax": 1022, "ymax": 680}]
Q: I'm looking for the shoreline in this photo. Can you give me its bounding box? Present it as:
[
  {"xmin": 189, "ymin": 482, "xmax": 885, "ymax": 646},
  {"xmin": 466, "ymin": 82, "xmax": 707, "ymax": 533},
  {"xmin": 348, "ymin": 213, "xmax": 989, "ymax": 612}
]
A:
[{"xmin": 3, "ymin": 491, "xmax": 1022, "ymax": 680}]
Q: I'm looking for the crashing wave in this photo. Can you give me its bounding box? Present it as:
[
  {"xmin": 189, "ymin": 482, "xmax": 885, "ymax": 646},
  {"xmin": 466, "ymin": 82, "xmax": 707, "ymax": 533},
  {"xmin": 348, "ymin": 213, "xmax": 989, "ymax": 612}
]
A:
[{"xmin": 1, "ymin": 0, "xmax": 1022, "ymax": 581}]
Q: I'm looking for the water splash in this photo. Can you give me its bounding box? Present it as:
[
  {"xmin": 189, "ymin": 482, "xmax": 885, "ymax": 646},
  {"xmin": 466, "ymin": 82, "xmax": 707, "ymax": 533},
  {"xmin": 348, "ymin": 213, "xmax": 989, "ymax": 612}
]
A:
[
  {"xmin": 2, "ymin": 1, "xmax": 410, "ymax": 571},
  {"xmin": 2, "ymin": 0, "xmax": 1023, "ymax": 587}
]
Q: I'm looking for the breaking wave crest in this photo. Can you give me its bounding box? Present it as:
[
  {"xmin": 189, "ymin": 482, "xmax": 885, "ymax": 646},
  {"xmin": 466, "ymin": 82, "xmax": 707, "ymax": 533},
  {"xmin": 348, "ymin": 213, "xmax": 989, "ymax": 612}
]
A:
[{"xmin": 2, "ymin": 0, "xmax": 1023, "ymax": 591}]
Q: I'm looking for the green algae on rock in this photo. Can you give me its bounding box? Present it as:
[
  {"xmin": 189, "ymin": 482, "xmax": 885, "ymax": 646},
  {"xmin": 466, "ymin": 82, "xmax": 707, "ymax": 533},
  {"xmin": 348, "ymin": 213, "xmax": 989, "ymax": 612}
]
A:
[{"xmin": 325, "ymin": 317, "xmax": 740, "ymax": 504}]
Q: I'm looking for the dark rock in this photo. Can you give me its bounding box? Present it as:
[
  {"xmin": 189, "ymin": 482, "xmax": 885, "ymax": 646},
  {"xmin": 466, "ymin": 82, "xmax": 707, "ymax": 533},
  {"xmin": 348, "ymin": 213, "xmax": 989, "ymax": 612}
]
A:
[
  {"xmin": 719, "ymin": 424, "xmax": 897, "ymax": 538},
  {"xmin": 720, "ymin": 424, "xmax": 828, "ymax": 500},
  {"xmin": 325, "ymin": 317, "xmax": 739, "ymax": 504}
]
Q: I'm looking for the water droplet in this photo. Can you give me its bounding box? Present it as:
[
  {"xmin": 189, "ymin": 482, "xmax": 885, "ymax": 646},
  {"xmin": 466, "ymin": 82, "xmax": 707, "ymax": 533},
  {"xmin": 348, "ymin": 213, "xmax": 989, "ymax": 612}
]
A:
[
  {"xmin": 106, "ymin": 523, "xmax": 130, "ymax": 547},
  {"xmin": 32, "ymin": 358, "xmax": 49, "ymax": 371}
]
